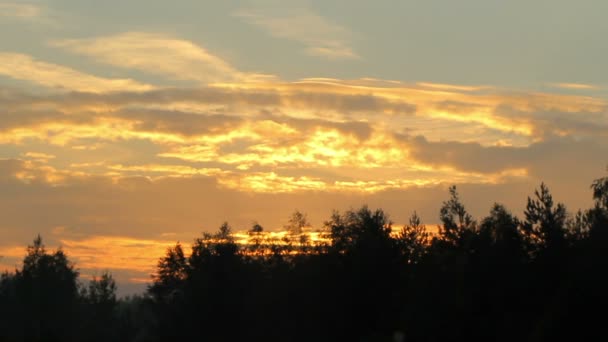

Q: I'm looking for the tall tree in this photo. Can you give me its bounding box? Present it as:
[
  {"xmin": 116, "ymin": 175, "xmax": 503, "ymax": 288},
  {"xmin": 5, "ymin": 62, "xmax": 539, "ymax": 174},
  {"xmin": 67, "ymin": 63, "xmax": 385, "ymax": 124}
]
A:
[
  {"xmin": 284, "ymin": 210, "xmax": 310, "ymax": 235},
  {"xmin": 439, "ymin": 185, "xmax": 476, "ymax": 246},
  {"xmin": 15, "ymin": 236, "xmax": 80, "ymax": 342},
  {"xmin": 480, "ymin": 203, "xmax": 523, "ymax": 259},
  {"xmin": 396, "ymin": 211, "xmax": 429, "ymax": 265},
  {"xmin": 149, "ymin": 242, "xmax": 187, "ymax": 302},
  {"xmin": 521, "ymin": 183, "xmax": 568, "ymax": 257},
  {"xmin": 324, "ymin": 206, "xmax": 401, "ymax": 339},
  {"xmin": 80, "ymin": 272, "xmax": 118, "ymax": 342}
]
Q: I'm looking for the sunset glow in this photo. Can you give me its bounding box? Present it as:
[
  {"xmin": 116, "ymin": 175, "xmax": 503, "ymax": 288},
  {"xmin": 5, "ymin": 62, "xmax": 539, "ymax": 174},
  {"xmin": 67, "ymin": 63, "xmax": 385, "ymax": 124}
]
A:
[{"xmin": 1, "ymin": 0, "xmax": 607, "ymax": 295}]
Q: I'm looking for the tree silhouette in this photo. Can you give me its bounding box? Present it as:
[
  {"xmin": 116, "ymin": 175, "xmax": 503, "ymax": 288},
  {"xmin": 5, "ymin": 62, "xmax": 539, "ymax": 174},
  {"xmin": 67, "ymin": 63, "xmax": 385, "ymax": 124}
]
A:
[
  {"xmin": 439, "ymin": 185, "xmax": 477, "ymax": 246},
  {"xmin": 522, "ymin": 183, "xmax": 568, "ymax": 257},
  {"xmin": 14, "ymin": 236, "xmax": 80, "ymax": 342},
  {"xmin": 247, "ymin": 221, "xmax": 265, "ymax": 254},
  {"xmin": 324, "ymin": 206, "xmax": 402, "ymax": 339},
  {"xmin": 396, "ymin": 211, "xmax": 429, "ymax": 265},
  {"xmin": 480, "ymin": 203, "xmax": 523, "ymax": 258},
  {"xmin": 80, "ymin": 272, "xmax": 118, "ymax": 342},
  {"xmin": 149, "ymin": 242, "xmax": 187, "ymax": 302},
  {"xmin": 284, "ymin": 210, "xmax": 310, "ymax": 235},
  {"xmin": 3, "ymin": 172, "xmax": 608, "ymax": 341},
  {"xmin": 591, "ymin": 174, "xmax": 608, "ymax": 209}
]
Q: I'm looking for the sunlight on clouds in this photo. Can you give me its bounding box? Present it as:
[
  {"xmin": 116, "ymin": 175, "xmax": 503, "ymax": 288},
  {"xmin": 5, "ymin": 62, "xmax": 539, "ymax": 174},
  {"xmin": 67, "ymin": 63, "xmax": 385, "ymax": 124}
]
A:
[
  {"xmin": 22, "ymin": 151, "xmax": 56, "ymax": 162},
  {"xmin": 0, "ymin": 118, "xmax": 187, "ymax": 146},
  {"xmin": 221, "ymin": 172, "xmax": 327, "ymax": 193},
  {"xmin": 549, "ymin": 83, "xmax": 598, "ymax": 90},
  {"xmin": 416, "ymin": 82, "xmax": 491, "ymax": 92},
  {"xmin": 0, "ymin": 33, "xmax": 606, "ymax": 196},
  {"xmin": 2, "ymin": 59, "xmax": 602, "ymax": 145},
  {"xmin": 426, "ymin": 109, "xmax": 534, "ymax": 137},
  {"xmin": 3, "ymin": 154, "xmax": 529, "ymax": 194},
  {"xmin": 159, "ymin": 126, "xmax": 407, "ymax": 170},
  {"xmin": 216, "ymin": 167, "xmax": 529, "ymax": 193},
  {"xmin": 11, "ymin": 160, "xmax": 87, "ymax": 185},
  {"xmin": 212, "ymin": 78, "xmax": 605, "ymax": 138},
  {"xmin": 107, "ymin": 164, "xmax": 224, "ymax": 178},
  {"xmin": 0, "ymin": 53, "xmax": 153, "ymax": 93}
]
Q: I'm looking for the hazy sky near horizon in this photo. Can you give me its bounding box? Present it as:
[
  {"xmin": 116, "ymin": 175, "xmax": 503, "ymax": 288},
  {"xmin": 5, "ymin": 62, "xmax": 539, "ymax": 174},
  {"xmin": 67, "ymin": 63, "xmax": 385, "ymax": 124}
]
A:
[{"xmin": 1, "ymin": 0, "xmax": 607, "ymax": 293}]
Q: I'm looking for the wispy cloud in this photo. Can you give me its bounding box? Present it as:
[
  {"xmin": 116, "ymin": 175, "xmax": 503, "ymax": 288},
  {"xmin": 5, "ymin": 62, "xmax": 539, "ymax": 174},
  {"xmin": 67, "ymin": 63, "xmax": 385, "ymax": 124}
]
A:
[
  {"xmin": 0, "ymin": 53, "xmax": 154, "ymax": 92},
  {"xmin": 0, "ymin": 2, "xmax": 41, "ymax": 19},
  {"xmin": 22, "ymin": 152, "xmax": 55, "ymax": 162},
  {"xmin": 51, "ymin": 32, "xmax": 270, "ymax": 84},
  {"xmin": 234, "ymin": 6, "xmax": 358, "ymax": 60},
  {"xmin": 549, "ymin": 82, "xmax": 598, "ymax": 90},
  {"xmin": 0, "ymin": 2, "xmax": 60, "ymax": 27}
]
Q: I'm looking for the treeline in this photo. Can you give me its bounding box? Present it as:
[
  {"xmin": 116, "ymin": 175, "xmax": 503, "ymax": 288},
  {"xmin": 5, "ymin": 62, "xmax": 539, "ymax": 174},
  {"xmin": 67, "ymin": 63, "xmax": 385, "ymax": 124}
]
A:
[{"xmin": 1, "ymin": 178, "xmax": 608, "ymax": 341}]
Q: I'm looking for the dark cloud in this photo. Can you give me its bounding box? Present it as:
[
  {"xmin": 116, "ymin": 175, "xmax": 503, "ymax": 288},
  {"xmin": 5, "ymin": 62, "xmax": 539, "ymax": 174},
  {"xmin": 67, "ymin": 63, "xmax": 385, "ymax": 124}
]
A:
[
  {"xmin": 402, "ymin": 134, "xmax": 608, "ymax": 189},
  {"xmin": 0, "ymin": 86, "xmax": 416, "ymax": 117},
  {"xmin": 404, "ymin": 135, "xmax": 524, "ymax": 173},
  {"xmin": 289, "ymin": 91, "xmax": 416, "ymax": 114},
  {"xmin": 494, "ymin": 104, "xmax": 608, "ymax": 138},
  {"xmin": 0, "ymin": 108, "xmax": 95, "ymax": 131},
  {"xmin": 114, "ymin": 109, "xmax": 243, "ymax": 137}
]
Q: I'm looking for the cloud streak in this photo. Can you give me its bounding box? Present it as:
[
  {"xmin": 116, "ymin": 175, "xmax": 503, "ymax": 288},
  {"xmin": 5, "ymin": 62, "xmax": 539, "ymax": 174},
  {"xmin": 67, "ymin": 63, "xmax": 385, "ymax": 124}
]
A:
[
  {"xmin": 234, "ymin": 6, "xmax": 358, "ymax": 60},
  {"xmin": 549, "ymin": 82, "xmax": 599, "ymax": 90},
  {"xmin": 0, "ymin": 53, "xmax": 153, "ymax": 92}
]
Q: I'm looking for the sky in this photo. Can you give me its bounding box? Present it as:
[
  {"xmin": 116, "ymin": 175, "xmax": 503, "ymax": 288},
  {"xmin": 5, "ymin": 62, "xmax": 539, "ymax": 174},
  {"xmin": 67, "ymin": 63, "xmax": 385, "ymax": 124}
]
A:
[{"xmin": 1, "ymin": 0, "xmax": 607, "ymax": 294}]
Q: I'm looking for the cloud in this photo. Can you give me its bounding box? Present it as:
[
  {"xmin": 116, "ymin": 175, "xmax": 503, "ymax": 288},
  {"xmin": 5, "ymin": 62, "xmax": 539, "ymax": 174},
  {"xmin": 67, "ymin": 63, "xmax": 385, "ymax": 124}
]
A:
[
  {"xmin": 234, "ymin": 6, "xmax": 358, "ymax": 60},
  {"xmin": 416, "ymin": 82, "xmax": 491, "ymax": 92},
  {"xmin": 1, "ymin": 78, "xmax": 606, "ymax": 178},
  {"xmin": 402, "ymin": 134, "xmax": 608, "ymax": 187},
  {"xmin": 0, "ymin": 2, "xmax": 62, "ymax": 27},
  {"xmin": 494, "ymin": 105, "xmax": 608, "ymax": 139},
  {"xmin": 0, "ymin": 71, "xmax": 606, "ymax": 201},
  {"xmin": 549, "ymin": 82, "xmax": 598, "ymax": 90},
  {"xmin": 22, "ymin": 151, "xmax": 55, "ymax": 162},
  {"xmin": 51, "ymin": 32, "xmax": 269, "ymax": 84},
  {"xmin": 3, "ymin": 50, "xmax": 603, "ymax": 144},
  {"xmin": 0, "ymin": 53, "xmax": 153, "ymax": 92}
]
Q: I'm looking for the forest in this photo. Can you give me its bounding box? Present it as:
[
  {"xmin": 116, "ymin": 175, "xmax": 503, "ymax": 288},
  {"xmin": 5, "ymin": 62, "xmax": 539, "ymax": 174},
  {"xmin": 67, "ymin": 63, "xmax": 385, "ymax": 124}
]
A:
[{"xmin": 1, "ymin": 176, "xmax": 607, "ymax": 342}]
